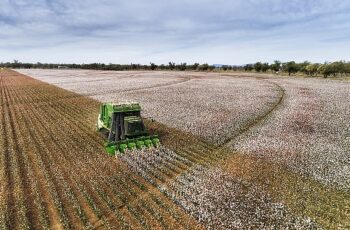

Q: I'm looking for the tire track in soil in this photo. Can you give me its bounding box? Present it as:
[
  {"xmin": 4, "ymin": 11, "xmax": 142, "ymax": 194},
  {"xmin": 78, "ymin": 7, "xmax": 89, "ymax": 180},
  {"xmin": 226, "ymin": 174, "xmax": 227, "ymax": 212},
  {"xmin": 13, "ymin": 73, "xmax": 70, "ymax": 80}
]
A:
[{"xmin": 218, "ymin": 75, "xmax": 286, "ymax": 148}]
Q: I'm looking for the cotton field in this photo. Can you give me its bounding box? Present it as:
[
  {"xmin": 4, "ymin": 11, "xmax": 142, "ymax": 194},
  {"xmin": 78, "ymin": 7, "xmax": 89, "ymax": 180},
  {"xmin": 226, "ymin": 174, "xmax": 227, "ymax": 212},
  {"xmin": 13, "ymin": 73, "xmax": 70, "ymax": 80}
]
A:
[
  {"xmin": 17, "ymin": 69, "xmax": 282, "ymax": 145},
  {"xmin": 14, "ymin": 69, "xmax": 350, "ymax": 229}
]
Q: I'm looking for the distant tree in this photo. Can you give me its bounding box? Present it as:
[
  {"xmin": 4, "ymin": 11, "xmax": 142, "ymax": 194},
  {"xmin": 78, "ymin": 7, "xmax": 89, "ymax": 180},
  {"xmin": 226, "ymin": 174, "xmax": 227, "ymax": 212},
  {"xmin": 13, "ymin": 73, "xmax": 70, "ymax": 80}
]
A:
[
  {"xmin": 244, "ymin": 64, "xmax": 254, "ymax": 71},
  {"xmin": 318, "ymin": 63, "xmax": 332, "ymax": 78},
  {"xmin": 169, "ymin": 62, "xmax": 175, "ymax": 70},
  {"xmin": 345, "ymin": 62, "xmax": 350, "ymax": 74},
  {"xmin": 192, "ymin": 63, "xmax": 200, "ymax": 70},
  {"xmin": 150, "ymin": 62, "xmax": 157, "ymax": 70},
  {"xmin": 305, "ymin": 63, "xmax": 320, "ymax": 76},
  {"xmin": 299, "ymin": 61, "xmax": 311, "ymax": 75},
  {"xmin": 261, "ymin": 63, "xmax": 270, "ymax": 72},
  {"xmin": 332, "ymin": 61, "xmax": 346, "ymax": 76},
  {"xmin": 198, "ymin": 63, "xmax": 209, "ymax": 71},
  {"xmin": 208, "ymin": 65, "xmax": 215, "ymax": 71},
  {"xmin": 284, "ymin": 61, "xmax": 299, "ymax": 76},
  {"xmin": 270, "ymin": 60, "xmax": 281, "ymax": 73},
  {"xmin": 178, "ymin": 63, "xmax": 187, "ymax": 71},
  {"xmin": 231, "ymin": 65, "xmax": 240, "ymax": 71},
  {"xmin": 254, "ymin": 62, "xmax": 263, "ymax": 72}
]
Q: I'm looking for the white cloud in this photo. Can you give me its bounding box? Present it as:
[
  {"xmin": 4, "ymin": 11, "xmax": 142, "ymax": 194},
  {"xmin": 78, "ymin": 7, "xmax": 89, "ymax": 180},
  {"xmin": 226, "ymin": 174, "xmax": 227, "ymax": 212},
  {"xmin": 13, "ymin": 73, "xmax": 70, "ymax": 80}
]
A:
[{"xmin": 0, "ymin": 0, "xmax": 350, "ymax": 64}]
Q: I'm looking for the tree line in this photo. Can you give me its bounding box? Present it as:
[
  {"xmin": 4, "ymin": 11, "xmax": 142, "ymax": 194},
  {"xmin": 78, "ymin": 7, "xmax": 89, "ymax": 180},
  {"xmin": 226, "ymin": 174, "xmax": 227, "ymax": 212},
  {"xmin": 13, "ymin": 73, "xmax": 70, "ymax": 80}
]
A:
[
  {"xmin": 1, "ymin": 60, "xmax": 350, "ymax": 78},
  {"xmin": 0, "ymin": 61, "xmax": 216, "ymax": 71},
  {"xmin": 240, "ymin": 61, "xmax": 350, "ymax": 78}
]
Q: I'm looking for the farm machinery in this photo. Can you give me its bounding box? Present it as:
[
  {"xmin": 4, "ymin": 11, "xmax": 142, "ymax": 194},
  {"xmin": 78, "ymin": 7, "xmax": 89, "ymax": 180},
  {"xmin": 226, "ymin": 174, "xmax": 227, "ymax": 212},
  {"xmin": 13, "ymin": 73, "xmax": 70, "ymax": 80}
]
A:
[{"xmin": 97, "ymin": 102, "xmax": 160, "ymax": 155}]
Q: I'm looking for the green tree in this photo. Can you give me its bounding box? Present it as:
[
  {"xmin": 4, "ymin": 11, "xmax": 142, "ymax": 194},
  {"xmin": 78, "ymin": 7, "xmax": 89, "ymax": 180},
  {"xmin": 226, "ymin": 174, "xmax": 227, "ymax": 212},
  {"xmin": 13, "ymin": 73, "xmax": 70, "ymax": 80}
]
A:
[
  {"xmin": 299, "ymin": 61, "xmax": 311, "ymax": 75},
  {"xmin": 169, "ymin": 62, "xmax": 175, "ymax": 70},
  {"xmin": 192, "ymin": 63, "xmax": 200, "ymax": 70},
  {"xmin": 150, "ymin": 62, "xmax": 157, "ymax": 70},
  {"xmin": 270, "ymin": 60, "xmax": 281, "ymax": 73},
  {"xmin": 305, "ymin": 63, "xmax": 319, "ymax": 76},
  {"xmin": 244, "ymin": 64, "xmax": 254, "ymax": 71},
  {"xmin": 208, "ymin": 65, "xmax": 215, "ymax": 71},
  {"xmin": 254, "ymin": 62, "xmax": 263, "ymax": 72},
  {"xmin": 222, "ymin": 65, "xmax": 228, "ymax": 71},
  {"xmin": 178, "ymin": 63, "xmax": 187, "ymax": 71},
  {"xmin": 261, "ymin": 63, "xmax": 270, "ymax": 72},
  {"xmin": 284, "ymin": 61, "xmax": 299, "ymax": 76},
  {"xmin": 198, "ymin": 63, "xmax": 209, "ymax": 71}
]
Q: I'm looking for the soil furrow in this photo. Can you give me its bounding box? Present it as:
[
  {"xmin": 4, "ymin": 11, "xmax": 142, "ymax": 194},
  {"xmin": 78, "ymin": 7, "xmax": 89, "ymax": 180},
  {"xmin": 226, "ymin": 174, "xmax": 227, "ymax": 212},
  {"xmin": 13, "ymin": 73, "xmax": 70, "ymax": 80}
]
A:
[
  {"xmin": 0, "ymin": 73, "xmax": 19, "ymax": 229},
  {"xmin": 7, "ymin": 81, "xmax": 92, "ymax": 230},
  {"xmin": 4, "ymin": 84, "xmax": 47, "ymax": 229},
  {"xmin": 4, "ymin": 74, "xmax": 69, "ymax": 229}
]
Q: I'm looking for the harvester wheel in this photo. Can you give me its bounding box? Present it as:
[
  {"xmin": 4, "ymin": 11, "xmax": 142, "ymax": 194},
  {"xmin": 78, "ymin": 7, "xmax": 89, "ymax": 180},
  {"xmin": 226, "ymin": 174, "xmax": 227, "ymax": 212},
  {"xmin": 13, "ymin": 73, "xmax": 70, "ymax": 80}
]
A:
[{"xmin": 99, "ymin": 128, "xmax": 109, "ymax": 139}]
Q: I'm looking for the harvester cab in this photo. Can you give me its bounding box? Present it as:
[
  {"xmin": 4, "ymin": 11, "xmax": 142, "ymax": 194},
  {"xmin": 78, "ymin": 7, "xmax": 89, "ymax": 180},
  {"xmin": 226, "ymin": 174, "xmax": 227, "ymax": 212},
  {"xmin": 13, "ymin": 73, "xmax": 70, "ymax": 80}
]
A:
[{"xmin": 97, "ymin": 102, "xmax": 160, "ymax": 155}]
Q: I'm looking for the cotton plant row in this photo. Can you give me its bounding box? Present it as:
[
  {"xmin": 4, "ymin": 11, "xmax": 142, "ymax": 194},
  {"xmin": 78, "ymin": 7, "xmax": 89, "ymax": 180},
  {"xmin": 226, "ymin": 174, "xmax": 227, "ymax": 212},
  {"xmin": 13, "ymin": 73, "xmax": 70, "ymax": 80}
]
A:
[
  {"xmin": 233, "ymin": 77, "xmax": 350, "ymax": 191},
  {"xmin": 119, "ymin": 147, "xmax": 190, "ymax": 186}
]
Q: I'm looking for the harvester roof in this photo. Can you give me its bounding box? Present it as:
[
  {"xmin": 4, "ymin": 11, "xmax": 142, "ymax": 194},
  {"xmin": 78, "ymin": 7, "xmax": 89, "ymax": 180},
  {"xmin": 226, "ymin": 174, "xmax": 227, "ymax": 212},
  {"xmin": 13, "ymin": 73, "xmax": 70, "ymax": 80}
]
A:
[{"xmin": 105, "ymin": 102, "xmax": 142, "ymax": 113}]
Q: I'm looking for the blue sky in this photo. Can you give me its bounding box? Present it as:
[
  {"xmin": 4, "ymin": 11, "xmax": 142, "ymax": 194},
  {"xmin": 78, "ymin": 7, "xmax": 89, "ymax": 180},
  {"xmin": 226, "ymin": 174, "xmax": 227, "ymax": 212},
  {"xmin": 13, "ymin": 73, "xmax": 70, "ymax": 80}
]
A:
[{"xmin": 0, "ymin": 0, "xmax": 350, "ymax": 64}]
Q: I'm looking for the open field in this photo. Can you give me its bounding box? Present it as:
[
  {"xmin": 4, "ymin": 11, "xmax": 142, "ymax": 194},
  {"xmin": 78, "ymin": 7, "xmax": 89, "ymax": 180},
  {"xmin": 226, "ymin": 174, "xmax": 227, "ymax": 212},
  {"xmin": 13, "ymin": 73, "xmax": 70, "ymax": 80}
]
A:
[{"xmin": 2, "ymin": 69, "xmax": 350, "ymax": 229}]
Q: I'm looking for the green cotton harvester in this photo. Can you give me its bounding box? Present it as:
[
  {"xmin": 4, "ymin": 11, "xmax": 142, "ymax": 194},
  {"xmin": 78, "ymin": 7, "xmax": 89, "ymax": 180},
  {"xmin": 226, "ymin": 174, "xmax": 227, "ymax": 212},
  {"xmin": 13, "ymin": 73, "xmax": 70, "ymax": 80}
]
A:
[{"xmin": 97, "ymin": 102, "xmax": 160, "ymax": 155}]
